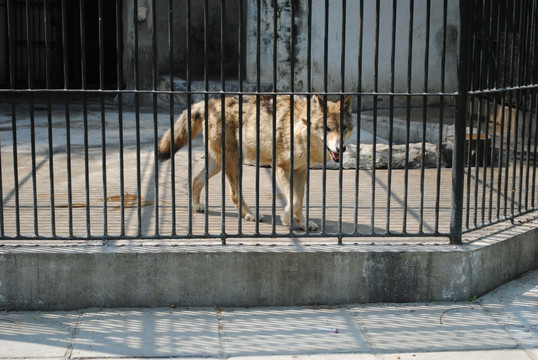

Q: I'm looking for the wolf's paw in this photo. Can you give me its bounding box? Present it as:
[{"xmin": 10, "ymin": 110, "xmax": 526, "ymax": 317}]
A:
[
  {"xmin": 244, "ymin": 213, "xmax": 263, "ymax": 222},
  {"xmin": 280, "ymin": 212, "xmax": 291, "ymax": 227},
  {"xmin": 307, "ymin": 220, "xmax": 319, "ymax": 232},
  {"xmin": 294, "ymin": 218, "xmax": 319, "ymax": 231},
  {"xmin": 192, "ymin": 203, "xmax": 205, "ymax": 213}
]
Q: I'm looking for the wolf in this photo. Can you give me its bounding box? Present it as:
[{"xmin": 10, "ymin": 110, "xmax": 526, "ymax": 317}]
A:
[{"xmin": 158, "ymin": 94, "xmax": 353, "ymax": 231}]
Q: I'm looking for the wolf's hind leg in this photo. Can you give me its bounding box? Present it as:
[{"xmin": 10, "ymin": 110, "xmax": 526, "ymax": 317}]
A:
[
  {"xmin": 192, "ymin": 156, "xmax": 221, "ymax": 212},
  {"xmin": 292, "ymin": 167, "xmax": 318, "ymax": 231},
  {"xmin": 277, "ymin": 166, "xmax": 318, "ymax": 231},
  {"xmin": 276, "ymin": 166, "xmax": 294, "ymax": 227},
  {"xmin": 225, "ymin": 162, "xmax": 263, "ymax": 222}
]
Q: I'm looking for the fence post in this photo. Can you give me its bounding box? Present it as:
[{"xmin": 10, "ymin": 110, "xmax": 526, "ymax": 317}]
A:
[{"xmin": 450, "ymin": 0, "xmax": 471, "ymax": 244}]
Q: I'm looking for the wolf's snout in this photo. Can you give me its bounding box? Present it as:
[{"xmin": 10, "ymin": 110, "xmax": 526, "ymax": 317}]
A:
[{"xmin": 337, "ymin": 144, "xmax": 346, "ymax": 153}]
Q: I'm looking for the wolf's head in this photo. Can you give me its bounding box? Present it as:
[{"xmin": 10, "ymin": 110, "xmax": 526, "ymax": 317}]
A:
[{"xmin": 310, "ymin": 95, "xmax": 353, "ymax": 163}]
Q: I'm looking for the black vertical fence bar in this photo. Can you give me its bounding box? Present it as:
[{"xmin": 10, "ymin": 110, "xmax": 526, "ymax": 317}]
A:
[
  {"xmin": 489, "ymin": 91, "xmax": 498, "ymax": 223},
  {"xmin": 322, "ymin": 0, "xmax": 328, "ymax": 234},
  {"xmin": 403, "ymin": 0, "xmax": 413, "ymax": 234},
  {"xmin": 419, "ymin": 0, "xmax": 431, "ymax": 234},
  {"xmin": 255, "ymin": 0, "xmax": 260, "ymax": 236},
  {"xmin": 3, "ymin": 0, "xmax": 14, "ymax": 238},
  {"xmin": 496, "ymin": 1, "xmax": 505, "ymax": 218},
  {"xmin": 510, "ymin": 3, "xmax": 523, "ymax": 218},
  {"xmin": 26, "ymin": 0, "xmax": 36, "ymax": 237},
  {"xmin": 524, "ymin": 3, "xmax": 534, "ymax": 211},
  {"xmin": 44, "ymin": 0, "xmax": 57, "ymax": 237},
  {"xmin": 167, "ymin": 0, "xmax": 176, "ymax": 237},
  {"xmin": 450, "ymin": 0, "xmax": 471, "ymax": 245},
  {"xmin": 272, "ymin": 0, "xmax": 279, "ymax": 233},
  {"xmin": 474, "ymin": 96, "xmax": 481, "ymax": 226},
  {"xmin": 80, "ymin": 0, "xmax": 90, "ymax": 237},
  {"xmin": 337, "ymin": 0, "xmax": 346, "ymax": 241},
  {"xmin": 483, "ymin": 94, "xmax": 491, "ymax": 224},
  {"xmin": 386, "ymin": 0, "xmax": 396, "ymax": 235},
  {"xmin": 522, "ymin": 92, "xmax": 531, "ymax": 212},
  {"xmin": 465, "ymin": 3, "xmax": 477, "ymax": 230},
  {"xmin": 133, "ymin": 0, "xmax": 142, "ymax": 237},
  {"xmin": 117, "ymin": 0, "xmax": 125, "ymax": 237},
  {"xmin": 435, "ymin": 0, "xmax": 448, "ymax": 234},
  {"xmin": 531, "ymin": 93, "xmax": 538, "ymax": 209},
  {"xmin": 484, "ymin": 1, "xmax": 493, "ymax": 224},
  {"xmin": 525, "ymin": 1, "xmax": 538, "ymax": 209},
  {"xmin": 6, "ymin": 0, "xmax": 20, "ymax": 237},
  {"xmin": 304, "ymin": 0, "xmax": 312, "ymax": 236},
  {"xmin": 98, "ymin": 0, "xmax": 107, "ymax": 238},
  {"xmin": 203, "ymin": 0, "xmax": 209, "ymax": 236},
  {"xmin": 354, "ymin": 0, "xmax": 363, "ymax": 234},
  {"xmin": 151, "ymin": 0, "xmax": 159, "ymax": 237},
  {"xmin": 237, "ymin": 0, "xmax": 244, "ymax": 235},
  {"xmin": 166, "ymin": 0, "xmax": 174, "ymax": 237},
  {"xmin": 290, "ymin": 0, "xmax": 295, "ymax": 235},
  {"xmin": 498, "ymin": 0, "xmax": 509, "ymax": 220},
  {"xmin": 502, "ymin": 2, "xmax": 514, "ymax": 218},
  {"xmin": 370, "ymin": 0, "xmax": 379, "ymax": 235},
  {"xmin": 220, "ymin": 0, "xmax": 226, "ymax": 243},
  {"xmin": 505, "ymin": 2, "xmax": 516, "ymax": 218},
  {"xmin": 61, "ymin": 0, "xmax": 73, "ymax": 237},
  {"xmin": 519, "ymin": 1, "xmax": 528, "ymax": 212},
  {"xmin": 491, "ymin": 1, "xmax": 501, "ymax": 222},
  {"xmin": 185, "ymin": 0, "xmax": 192, "ymax": 237}
]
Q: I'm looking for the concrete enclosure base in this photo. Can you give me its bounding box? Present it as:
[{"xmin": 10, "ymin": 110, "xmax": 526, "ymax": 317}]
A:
[{"xmin": 0, "ymin": 217, "xmax": 537, "ymax": 311}]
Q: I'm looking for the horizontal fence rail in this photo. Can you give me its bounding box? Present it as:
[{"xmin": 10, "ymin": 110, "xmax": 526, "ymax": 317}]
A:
[{"xmin": 0, "ymin": 0, "xmax": 536, "ymax": 244}]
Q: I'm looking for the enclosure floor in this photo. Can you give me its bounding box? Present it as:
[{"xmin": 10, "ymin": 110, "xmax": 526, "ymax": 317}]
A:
[
  {"xmin": 2, "ymin": 145, "xmax": 533, "ymax": 243},
  {"xmin": 0, "ymin": 99, "xmax": 535, "ymax": 243}
]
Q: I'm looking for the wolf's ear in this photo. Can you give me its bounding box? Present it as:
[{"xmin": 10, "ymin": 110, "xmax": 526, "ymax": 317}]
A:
[
  {"xmin": 311, "ymin": 94, "xmax": 324, "ymax": 112},
  {"xmin": 343, "ymin": 95, "xmax": 353, "ymax": 114}
]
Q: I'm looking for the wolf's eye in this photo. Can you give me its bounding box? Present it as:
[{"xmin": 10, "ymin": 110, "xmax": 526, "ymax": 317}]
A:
[
  {"xmin": 342, "ymin": 125, "xmax": 347, "ymax": 133},
  {"xmin": 325, "ymin": 126, "xmax": 331, "ymax": 132}
]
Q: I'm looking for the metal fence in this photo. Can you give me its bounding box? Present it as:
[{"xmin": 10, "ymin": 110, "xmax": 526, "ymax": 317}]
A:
[{"xmin": 0, "ymin": 0, "xmax": 536, "ymax": 244}]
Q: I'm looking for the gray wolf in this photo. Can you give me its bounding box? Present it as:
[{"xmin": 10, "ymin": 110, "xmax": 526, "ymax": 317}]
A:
[{"xmin": 158, "ymin": 94, "xmax": 353, "ymax": 231}]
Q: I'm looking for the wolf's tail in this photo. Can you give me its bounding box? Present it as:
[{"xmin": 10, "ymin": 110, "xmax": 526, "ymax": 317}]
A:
[{"xmin": 158, "ymin": 101, "xmax": 205, "ymax": 161}]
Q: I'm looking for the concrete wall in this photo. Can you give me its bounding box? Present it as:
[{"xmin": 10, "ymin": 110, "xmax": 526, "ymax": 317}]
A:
[
  {"xmin": 122, "ymin": 0, "xmax": 459, "ymax": 107},
  {"xmin": 1, "ymin": 219, "xmax": 536, "ymax": 311},
  {"xmin": 247, "ymin": 0, "xmax": 459, "ymax": 108},
  {"xmin": 122, "ymin": 0, "xmax": 242, "ymax": 101}
]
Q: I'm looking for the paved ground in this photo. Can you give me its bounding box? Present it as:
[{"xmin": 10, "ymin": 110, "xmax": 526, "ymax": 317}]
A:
[{"xmin": 0, "ymin": 267, "xmax": 536, "ymax": 359}]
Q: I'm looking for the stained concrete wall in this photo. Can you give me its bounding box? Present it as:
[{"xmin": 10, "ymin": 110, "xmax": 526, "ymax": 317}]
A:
[
  {"xmin": 246, "ymin": 0, "xmax": 459, "ymax": 109},
  {"xmin": 122, "ymin": 0, "xmax": 459, "ymax": 108},
  {"xmin": 122, "ymin": 0, "xmax": 243, "ymax": 103},
  {"xmin": 1, "ymin": 219, "xmax": 536, "ymax": 310}
]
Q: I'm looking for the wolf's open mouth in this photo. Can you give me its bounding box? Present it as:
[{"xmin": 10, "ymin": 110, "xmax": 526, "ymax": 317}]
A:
[{"xmin": 327, "ymin": 147, "xmax": 340, "ymax": 162}]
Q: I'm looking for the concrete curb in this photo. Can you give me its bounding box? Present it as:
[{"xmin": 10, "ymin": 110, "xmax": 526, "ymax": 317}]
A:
[{"xmin": 0, "ymin": 217, "xmax": 537, "ymax": 311}]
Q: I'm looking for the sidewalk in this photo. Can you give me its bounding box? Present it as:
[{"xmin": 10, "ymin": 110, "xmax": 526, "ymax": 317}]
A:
[{"xmin": 0, "ymin": 268, "xmax": 536, "ymax": 360}]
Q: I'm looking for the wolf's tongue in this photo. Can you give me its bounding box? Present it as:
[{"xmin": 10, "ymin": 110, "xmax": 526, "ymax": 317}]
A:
[{"xmin": 329, "ymin": 150, "xmax": 340, "ymax": 162}]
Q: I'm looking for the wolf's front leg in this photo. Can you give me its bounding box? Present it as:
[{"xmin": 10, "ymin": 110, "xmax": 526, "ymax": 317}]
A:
[
  {"xmin": 192, "ymin": 156, "xmax": 221, "ymax": 213},
  {"xmin": 224, "ymin": 149, "xmax": 263, "ymax": 222}
]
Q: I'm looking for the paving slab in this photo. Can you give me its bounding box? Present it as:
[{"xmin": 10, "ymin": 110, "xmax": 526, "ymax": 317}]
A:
[
  {"xmin": 229, "ymin": 355, "xmax": 375, "ymax": 360},
  {"xmin": 0, "ymin": 311, "xmax": 78, "ymax": 358},
  {"xmin": 375, "ymin": 349, "xmax": 534, "ymax": 360},
  {"xmin": 220, "ymin": 307, "xmax": 370, "ymax": 357},
  {"xmin": 479, "ymin": 270, "xmax": 538, "ymax": 351},
  {"xmin": 350, "ymin": 303, "xmax": 518, "ymax": 353},
  {"xmin": 70, "ymin": 308, "xmax": 219, "ymax": 358}
]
